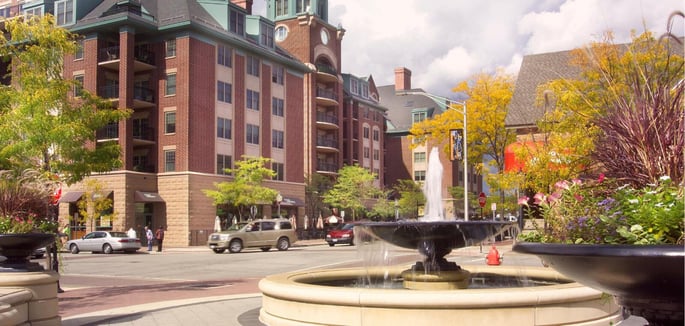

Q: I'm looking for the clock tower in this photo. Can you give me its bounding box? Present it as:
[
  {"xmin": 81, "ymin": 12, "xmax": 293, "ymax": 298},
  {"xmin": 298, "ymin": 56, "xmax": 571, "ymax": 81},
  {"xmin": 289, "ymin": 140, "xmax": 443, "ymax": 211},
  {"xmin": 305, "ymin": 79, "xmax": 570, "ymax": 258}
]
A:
[{"xmin": 267, "ymin": 0, "xmax": 345, "ymax": 179}]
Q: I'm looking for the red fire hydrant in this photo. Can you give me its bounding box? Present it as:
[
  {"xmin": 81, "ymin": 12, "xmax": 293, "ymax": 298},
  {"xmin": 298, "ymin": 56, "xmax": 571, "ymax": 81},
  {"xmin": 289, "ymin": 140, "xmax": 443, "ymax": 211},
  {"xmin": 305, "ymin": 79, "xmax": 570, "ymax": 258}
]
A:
[{"xmin": 486, "ymin": 245, "xmax": 502, "ymax": 266}]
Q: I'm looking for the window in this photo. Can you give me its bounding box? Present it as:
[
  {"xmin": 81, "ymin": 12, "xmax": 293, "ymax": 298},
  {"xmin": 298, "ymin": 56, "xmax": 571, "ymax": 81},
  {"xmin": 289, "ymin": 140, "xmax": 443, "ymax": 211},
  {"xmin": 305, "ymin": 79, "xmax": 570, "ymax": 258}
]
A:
[
  {"xmin": 73, "ymin": 75, "xmax": 84, "ymax": 97},
  {"xmin": 373, "ymin": 149, "xmax": 380, "ymax": 161},
  {"xmin": 275, "ymin": 26, "xmax": 288, "ymax": 42},
  {"xmin": 272, "ymin": 130, "xmax": 284, "ymax": 149},
  {"xmin": 296, "ymin": 0, "xmax": 310, "ymax": 13},
  {"xmin": 165, "ymin": 39, "xmax": 176, "ymax": 57},
  {"xmin": 272, "ymin": 65, "xmax": 284, "ymax": 84},
  {"xmin": 246, "ymin": 124, "xmax": 259, "ymax": 144},
  {"xmin": 361, "ymin": 84, "xmax": 369, "ymax": 98},
  {"xmin": 373, "ymin": 129, "xmax": 380, "ymax": 141},
  {"xmin": 164, "ymin": 150, "xmax": 176, "ymax": 172},
  {"xmin": 217, "ymin": 81, "xmax": 232, "ymax": 103},
  {"xmin": 275, "ymin": 0, "xmax": 288, "ymax": 16},
  {"xmin": 260, "ymin": 22, "xmax": 274, "ymax": 48},
  {"xmin": 74, "ymin": 39, "xmax": 84, "ymax": 59},
  {"xmin": 247, "ymin": 56, "xmax": 260, "ymax": 77},
  {"xmin": 217, "ymin": 154, "xmax": 232, "ymax": 175},
  {"xmin": 350, "ymin": 79, "xmax": 358, "ymax": 95},
  {"xmin": 165, "ymin": 73, "xmax": 176, "ymax": 96},
  {"xmin": 165, "ymin": 112, "xmax": 176, "ymax": 134},
  {"xmin": 414, "ymin": 152, "xmax": 426, "ymax": 163},
  {"xmin": 247, "ymin": 89, "xmax": 260, "ymax": 110},
  {"xmin": 217, "ymin": 117, "xmax": 231, "ymax": 140},
  {"xmin": 24, "ymin": 7, "xmax": 43, "ymax": 17},
  {"xmin": 412, "ymin": 111, "xmax": 427, "ymax": 124},
  {"xmin": 414, "ymin": 170, "xmax": 426, "ymax": 182},
  {"xmin": 363, "ymin": 147, "xmax": 370, "ymax": 159},
  {"xmin": 55, "ymin": 0, "xmax": 74, "ymax": 26},
  {"xmin": 272, "ymin": 97, "xmax": 284, "ymax": 117},
  {"xmin": 272, "ymin": 162, "xmax": 284, "ymax": 181},
  {"xmin": 229, "ymin": 9, "xmax": 245, "ymax": 35},
  {"xmin": 363, "ymin": 126, "xmax": 369, "ymax": 139},
  {"xmin": 217, "ymin": 45, "xmax": 232, "ymax": 67}
]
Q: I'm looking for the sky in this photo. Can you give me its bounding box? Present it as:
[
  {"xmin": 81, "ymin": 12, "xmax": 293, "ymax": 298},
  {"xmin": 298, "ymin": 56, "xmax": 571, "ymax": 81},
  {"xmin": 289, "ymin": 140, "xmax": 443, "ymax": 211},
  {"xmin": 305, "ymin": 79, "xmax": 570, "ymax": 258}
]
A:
[{"xmin": 252, "ymin": 0, "xmax": 684, "ymax": 98}]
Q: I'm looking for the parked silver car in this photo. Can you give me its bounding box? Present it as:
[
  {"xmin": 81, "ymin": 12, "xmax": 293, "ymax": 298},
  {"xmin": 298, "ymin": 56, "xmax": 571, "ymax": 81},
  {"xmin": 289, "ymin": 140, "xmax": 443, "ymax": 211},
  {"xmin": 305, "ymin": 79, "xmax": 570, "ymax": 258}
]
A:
[
  {"xmin": 207, "ymin": 218, "xmax": 297, "ymax": 253},
  {"xmin": 66, "ymin": 231, "xmax": 141, "ymax": 254}
]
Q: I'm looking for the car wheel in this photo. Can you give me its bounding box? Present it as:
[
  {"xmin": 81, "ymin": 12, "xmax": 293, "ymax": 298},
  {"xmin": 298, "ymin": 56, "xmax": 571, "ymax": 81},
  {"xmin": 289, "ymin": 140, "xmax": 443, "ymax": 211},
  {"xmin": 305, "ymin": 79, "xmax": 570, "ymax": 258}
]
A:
[
  {"xmin": 260, "ymin": 247, "xmax": 271, "ymax": 252},
  {"xmin": 212, "ymin": 248, "xmax": 226, "ymax": 254},
  {"xmin": 69, "ymin": 244, "xmax": 80, "ymax": 254},
  {"xmin": 328, "ymin": 243, "xmax": 335, "ymax": 247},
  {"xmin": 228, "ymin": 239, "xmax": 243, "ymax": 253},
  {"xmin": 103, "ymin": 244, "xmax": 113, "ymax": 254},
  {"xmin": 350, "ymin": 238, "xmax": 355, "ymax": 246},
  {"xmin": 276, "ymin": 237, "xmax": 290, "ymax": 251}
]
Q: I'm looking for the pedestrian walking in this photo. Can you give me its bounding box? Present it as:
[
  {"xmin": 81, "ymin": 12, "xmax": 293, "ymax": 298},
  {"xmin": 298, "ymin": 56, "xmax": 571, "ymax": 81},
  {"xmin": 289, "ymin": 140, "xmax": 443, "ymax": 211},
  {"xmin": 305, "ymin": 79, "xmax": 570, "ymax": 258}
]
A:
[
  {"xmin": 145, "ymin": 226, "xmax": 154, "ymax": 251},
  {"xmin": 127, "ymin": 227, "xmax": 137, "ymax": 239},
  {"xmin": 155, "ymin": 226, "xmax": 165, "ymax": 252}
]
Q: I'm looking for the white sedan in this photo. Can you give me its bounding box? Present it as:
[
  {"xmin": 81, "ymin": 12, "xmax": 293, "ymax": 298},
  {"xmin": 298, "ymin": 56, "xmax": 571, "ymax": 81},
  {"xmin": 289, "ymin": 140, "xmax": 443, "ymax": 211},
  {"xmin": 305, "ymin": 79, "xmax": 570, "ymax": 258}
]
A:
[{"xmin": 66, "ymin": 231, "xmax": 141, "ymax": 254}]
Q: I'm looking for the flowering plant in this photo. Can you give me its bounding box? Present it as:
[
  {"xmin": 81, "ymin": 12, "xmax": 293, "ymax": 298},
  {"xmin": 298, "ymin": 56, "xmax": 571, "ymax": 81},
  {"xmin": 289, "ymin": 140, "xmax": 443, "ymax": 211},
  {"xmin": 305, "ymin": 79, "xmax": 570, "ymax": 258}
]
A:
[
  {"xmin": 518, "ymin": 174, "xmax": 684, "ymax": 245},
  {"xmin": 0, "ymin": 214, "xmax": 57, "ymax": 234}
]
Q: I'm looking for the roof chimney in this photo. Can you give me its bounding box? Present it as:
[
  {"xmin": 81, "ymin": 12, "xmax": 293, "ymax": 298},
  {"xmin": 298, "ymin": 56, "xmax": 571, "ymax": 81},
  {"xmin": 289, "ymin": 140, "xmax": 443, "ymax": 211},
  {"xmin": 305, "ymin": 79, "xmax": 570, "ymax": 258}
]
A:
[
  {"xmin": 394, "ymin": 67, "xmax": 411, "ymax": 91},
  {"xmin": 231, "ymin": 0, "xmax": 253, "ymax": 14}
]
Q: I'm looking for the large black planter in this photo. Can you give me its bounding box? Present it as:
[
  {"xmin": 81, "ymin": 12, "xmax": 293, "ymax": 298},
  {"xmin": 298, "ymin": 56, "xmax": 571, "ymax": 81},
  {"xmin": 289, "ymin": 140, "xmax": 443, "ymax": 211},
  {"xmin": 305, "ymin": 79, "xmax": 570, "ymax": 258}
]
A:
[
  {"xmin": 0, "ymin": 233, "xmax": 55, "ymax": 272},
  {"xmin": 360, "ymin": 221, "xmax": 514, "ymax": 272},
  {"xmin": 513, "ymin": 242, "xmax": 684, "ymax": 326}
]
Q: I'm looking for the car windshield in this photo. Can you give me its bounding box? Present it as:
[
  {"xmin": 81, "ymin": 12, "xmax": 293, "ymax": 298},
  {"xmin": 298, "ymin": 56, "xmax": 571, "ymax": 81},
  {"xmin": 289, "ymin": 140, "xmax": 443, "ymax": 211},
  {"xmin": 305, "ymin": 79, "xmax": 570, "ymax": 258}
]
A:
[
  {"xmin": 226, "ymin": 223, "xmax": 248, "ymax": 231},
  {"xmin": 340, "ymin": 224, "xmax": 354, "ymax": 230},
  {"xmin": 110, "ymin": 232, "xmax": 128, "ymax": 238}
]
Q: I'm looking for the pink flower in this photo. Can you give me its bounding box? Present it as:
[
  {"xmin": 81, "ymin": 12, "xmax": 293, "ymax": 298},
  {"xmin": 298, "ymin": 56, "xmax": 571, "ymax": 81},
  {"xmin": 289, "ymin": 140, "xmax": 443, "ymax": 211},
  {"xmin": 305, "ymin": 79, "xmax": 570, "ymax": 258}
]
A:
[
  {"xmin": 574, "ymin": 194, "xmax": 584, "ymax": 201},
  {"xmin": 548, "ymin": 192, "xmax": 562, "ymax": 202},
  {"xmin": 517, "ymin": 196, "xmax": 530, "ymax": 206},
  {"xmin": 597, "ymin": 173, "xmax": 605, "ymax": 183},
  {"xmin": 572, "ymin": 178, "xmax": 582, "ymax": 185},
  {"xmin": 554, "ymin": 180, "xmax": 570, "ymax": 190},
  {"xmin": 533, "ymin": 193, "xmax": 546, "ymax": 205}
]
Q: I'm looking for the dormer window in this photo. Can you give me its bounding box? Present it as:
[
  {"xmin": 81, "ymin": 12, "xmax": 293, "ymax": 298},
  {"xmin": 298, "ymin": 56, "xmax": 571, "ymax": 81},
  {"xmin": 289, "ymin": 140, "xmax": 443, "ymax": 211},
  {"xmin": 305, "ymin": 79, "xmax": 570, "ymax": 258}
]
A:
[
  {"xmin": 260, "ymin": 22, "xmax": 274, "ymax": 48},
  {"xmin": 55, "ymin": 0, "xmax": 74, "ymax": 26},
  {"xmin": 230, "ymin": 9, "xmax": 245, "ymax": 36}
]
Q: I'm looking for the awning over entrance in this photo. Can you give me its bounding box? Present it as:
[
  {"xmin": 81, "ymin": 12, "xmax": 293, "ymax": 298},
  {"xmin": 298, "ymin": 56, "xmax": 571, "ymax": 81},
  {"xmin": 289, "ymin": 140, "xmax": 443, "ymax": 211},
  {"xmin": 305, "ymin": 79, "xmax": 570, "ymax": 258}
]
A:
[
  {"xmin": 279, "ymin": 197, "xmax": 304, "ymax": 207},
  {"xmin": 134, "ymin": 191, "xmax": 165, "ymax": 203},
  {"xmin": 58, "ymin": 191, "xmax": 83, "ymax": 203}
]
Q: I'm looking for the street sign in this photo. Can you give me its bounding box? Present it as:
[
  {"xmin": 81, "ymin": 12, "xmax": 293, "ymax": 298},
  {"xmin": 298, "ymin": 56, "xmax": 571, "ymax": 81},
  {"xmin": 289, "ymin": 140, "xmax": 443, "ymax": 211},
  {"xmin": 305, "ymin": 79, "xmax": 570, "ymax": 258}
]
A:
[{"xmin": 478, "ymin": 192, "xmax": 486, "ymax": 208}]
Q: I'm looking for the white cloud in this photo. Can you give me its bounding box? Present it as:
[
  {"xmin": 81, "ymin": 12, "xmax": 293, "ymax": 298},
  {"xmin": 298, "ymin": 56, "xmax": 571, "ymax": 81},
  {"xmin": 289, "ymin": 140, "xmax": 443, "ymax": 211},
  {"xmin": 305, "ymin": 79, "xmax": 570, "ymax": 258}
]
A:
[{"xmin": 252, "ymin": 0, "xmax": 683, "ymax": 98}]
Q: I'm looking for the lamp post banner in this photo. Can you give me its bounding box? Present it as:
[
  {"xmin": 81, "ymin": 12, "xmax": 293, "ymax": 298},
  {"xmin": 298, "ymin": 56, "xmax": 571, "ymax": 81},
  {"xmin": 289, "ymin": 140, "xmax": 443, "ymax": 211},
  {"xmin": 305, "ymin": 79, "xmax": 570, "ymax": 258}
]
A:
[{"xmin": 449, "ymin": 129, "xmax": 464, "ymax": 161}]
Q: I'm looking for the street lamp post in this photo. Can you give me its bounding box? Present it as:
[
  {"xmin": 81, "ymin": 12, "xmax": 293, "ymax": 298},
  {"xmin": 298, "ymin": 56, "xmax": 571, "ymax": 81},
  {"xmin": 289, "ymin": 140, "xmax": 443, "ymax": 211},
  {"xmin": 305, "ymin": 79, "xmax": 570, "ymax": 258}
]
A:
[
  {"xmin": 276, "ymin": 193, "xmax": 282, "ymax": 218},
  {"xmin": 397, "ymin": 90, "xmax": 469, "ymax": 221}
]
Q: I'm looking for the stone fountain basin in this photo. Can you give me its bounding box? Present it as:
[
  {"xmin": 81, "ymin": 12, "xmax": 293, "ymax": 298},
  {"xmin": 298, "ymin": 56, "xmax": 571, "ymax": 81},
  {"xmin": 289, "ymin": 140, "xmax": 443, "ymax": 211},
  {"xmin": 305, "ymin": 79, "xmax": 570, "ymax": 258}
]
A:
[{"xmin": 259, "ymin": 265, "xmax": 622, "ymax": 326}]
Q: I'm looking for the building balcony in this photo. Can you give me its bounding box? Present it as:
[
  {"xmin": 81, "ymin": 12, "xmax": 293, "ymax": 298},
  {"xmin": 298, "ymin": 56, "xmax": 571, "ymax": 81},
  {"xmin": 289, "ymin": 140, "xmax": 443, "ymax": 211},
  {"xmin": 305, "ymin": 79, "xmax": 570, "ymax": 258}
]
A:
[
  {"xmin": 315, "ymin": 64, "xmax": 338, "ymax": 83},
  {"xmin": 316, "ymin": 137, "xmax": 339, "ymax": 152},
  {"xmin": 316, "ymin": 112, "xmax": 339, "ymax": 130},
  {"xmin": 96, "ymin": 123, "xmax": 119, "ymax": 141},
  {"xmin": 99, "ymin": 46, "xmax": 155, "ymax": 72},
  {"xmin": 315, "ymin": 87, "xmax": 338, "ymax": 106},
  {"xmin": 316, "ymin": 161, "xmax": 339, "ymax": 174},
  {"xmin": 98, "ymin": 85, "xmax": 155, "ymax": 109},
  {"xmin": 132, "ymin": 126, "xmax": 155, "ymax": 145}
]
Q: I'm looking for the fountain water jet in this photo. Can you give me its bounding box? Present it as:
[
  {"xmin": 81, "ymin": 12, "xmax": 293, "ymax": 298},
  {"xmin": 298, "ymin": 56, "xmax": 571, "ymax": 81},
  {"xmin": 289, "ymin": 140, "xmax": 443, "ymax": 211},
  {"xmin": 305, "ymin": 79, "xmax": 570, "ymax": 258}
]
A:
[{"xmin": 259, "ymin": 147, "xmax": 623, "ymax": 325}]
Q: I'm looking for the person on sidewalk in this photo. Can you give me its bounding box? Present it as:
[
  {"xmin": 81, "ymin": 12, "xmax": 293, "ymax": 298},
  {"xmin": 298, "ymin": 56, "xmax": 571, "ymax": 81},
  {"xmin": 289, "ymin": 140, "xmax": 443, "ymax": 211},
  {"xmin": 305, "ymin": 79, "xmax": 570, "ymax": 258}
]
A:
[
  {"xmin": 127, "ymin": 227, "xmax": 137, "ymax": 239},
  {"xmin": 145, "ymin": 226, "xmax": 154, "ymax": 251},
  {"xmin": 155, "ymin": 226, "xmax": 165, "ymax": 252}
]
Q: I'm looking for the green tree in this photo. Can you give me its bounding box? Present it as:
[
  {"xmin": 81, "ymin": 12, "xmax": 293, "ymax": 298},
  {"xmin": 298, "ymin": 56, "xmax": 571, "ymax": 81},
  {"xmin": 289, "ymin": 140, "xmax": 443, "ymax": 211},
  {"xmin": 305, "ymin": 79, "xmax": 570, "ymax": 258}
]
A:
[
  {"xmin": 0, "ymin": 15, "xmax": 130, "ymax": 185},
  {"xmin": 77, "ymin": 179, "xmax": 116, "ymax": 233},
  {"xmin": 203, "ymin": 156, "xmax": 278, "ymax": 221},
  {"xmin": 323, "ymin": 165, "xmax": 382, "ymax": 221},
  {"xmin": 304, "ymin": 173, "xmax": 332, "ymax": 221},
  {"xmin": 368, "ymin": 190, "xmax": 395, "ymax": 221},
  {"xmin": 393, "ymin": 179, "xmax": 424, "ymax": 219}
]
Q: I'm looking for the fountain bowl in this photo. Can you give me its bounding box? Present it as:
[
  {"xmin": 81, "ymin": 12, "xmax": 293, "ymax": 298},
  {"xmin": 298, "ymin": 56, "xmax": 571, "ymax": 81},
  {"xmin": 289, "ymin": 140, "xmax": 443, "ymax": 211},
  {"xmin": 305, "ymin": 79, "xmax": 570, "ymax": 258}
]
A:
[{"xmin": 259, "ymin": 265, "xmax": 622, "ymax": 325}]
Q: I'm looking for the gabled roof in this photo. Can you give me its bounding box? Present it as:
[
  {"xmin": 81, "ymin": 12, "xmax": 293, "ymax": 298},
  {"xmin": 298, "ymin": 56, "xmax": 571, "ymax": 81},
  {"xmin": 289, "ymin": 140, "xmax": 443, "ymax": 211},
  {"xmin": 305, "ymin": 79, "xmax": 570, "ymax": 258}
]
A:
[
  {"xmin": 378, "ymin": 86, "xmax": 444, "ymax": 133},
  {"xmin": 505, "ymin": 50, "xmax": 581, "ymax": 128}
]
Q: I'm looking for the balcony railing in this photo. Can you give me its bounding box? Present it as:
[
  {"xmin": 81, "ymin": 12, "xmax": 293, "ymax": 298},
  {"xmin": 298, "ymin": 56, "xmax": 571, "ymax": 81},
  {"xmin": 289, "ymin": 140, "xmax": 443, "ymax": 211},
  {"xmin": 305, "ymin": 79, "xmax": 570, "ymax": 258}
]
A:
[
  {"xmin": 317, "ymin": 161, "xmax": 338, "ymax": 173},
  {"xmin": 96, "ymin": 123, "xmax": 119, "ymax": 140},
  {"xmin": 133, "ymin": 126, "xmax": 155, "ymax": 141},
  {"xmin": 133, "ymin": 86, "xmax": 154, "ymax": 103},
  {"xmin": 316, "ymin": 87, "xmax": 338, "ymax": 101},
  {"xmin": 99, "ymin": 85, "xmax": 119, "ymax": 99},
  {"xmin": 316, "ymin": 112, "xmax": 338, "ymax": 125},
  {"xmin": 315, "ymin": 63, "xmax": 336, "ymax": 76},
  {"xmin": 99, "ymin": 45, "xmax": 155, "ymax": 65},
  {"xmin": 316, "ymin": 137, "xmax": 338, "ymax": 148}
]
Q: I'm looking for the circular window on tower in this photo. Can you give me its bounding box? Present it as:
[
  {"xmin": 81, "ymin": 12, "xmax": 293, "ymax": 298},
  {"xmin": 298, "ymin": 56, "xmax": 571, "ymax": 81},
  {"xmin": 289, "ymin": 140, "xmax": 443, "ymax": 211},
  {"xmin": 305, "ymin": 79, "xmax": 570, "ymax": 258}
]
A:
[
  {"xmin": 275, "ymin": 26, "xmax": 288, "ymax": 42},
  {"xmin": 320, "ymin": 28, "xmax": 329, "ymax": 45}
]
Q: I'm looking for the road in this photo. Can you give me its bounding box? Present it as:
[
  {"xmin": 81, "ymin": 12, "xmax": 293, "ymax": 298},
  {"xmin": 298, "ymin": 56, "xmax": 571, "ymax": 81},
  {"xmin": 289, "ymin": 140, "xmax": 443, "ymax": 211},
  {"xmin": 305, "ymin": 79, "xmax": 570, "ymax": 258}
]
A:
[{"xmin": 50, "ymin": 241, "xmax": 544, "ymax": 318}]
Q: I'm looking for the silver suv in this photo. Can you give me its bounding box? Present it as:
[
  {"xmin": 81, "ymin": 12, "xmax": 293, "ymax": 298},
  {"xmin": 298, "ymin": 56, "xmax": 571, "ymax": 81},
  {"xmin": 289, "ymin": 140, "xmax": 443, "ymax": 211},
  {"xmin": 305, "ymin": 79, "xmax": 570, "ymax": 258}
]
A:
[{"xmin": 207, "ymin": 218, "xmax": 297, "ymax": 253}]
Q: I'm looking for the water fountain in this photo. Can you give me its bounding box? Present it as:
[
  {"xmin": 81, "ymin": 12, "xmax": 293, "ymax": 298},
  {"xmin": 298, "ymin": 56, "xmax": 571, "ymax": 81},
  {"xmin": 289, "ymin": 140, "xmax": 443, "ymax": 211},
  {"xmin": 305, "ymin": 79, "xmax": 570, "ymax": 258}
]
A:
[{"xmin": 259, "ymin": 147, "xmax": 623, "ymax": 325}]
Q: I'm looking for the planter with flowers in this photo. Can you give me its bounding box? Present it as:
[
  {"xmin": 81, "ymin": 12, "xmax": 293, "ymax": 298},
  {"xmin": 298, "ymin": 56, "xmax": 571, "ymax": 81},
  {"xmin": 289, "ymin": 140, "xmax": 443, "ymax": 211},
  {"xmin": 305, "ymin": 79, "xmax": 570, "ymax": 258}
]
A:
[
  {"xmin": 0, "ymin": 215, "xmax": 56, "ymax": 271},
  {"xmin": 512, "ymin": 26, "xmax": 684, "ymax": 326}
]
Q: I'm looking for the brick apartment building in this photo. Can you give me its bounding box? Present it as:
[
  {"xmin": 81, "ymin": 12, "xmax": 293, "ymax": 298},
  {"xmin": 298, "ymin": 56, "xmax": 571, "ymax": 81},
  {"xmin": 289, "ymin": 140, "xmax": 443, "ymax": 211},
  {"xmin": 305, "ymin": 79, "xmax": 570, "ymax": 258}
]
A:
[{"xmin": 0, "ymin": 0, "xmax": 389, "ymax": 246}]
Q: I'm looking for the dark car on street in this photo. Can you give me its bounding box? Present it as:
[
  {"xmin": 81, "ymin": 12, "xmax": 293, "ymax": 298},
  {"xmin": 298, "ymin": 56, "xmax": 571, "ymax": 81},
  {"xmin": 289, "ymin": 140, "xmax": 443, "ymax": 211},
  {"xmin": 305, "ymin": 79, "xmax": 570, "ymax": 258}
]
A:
[{"xmin": 325, "ymin": 223, "xmax": 356, "ymax": 246}]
